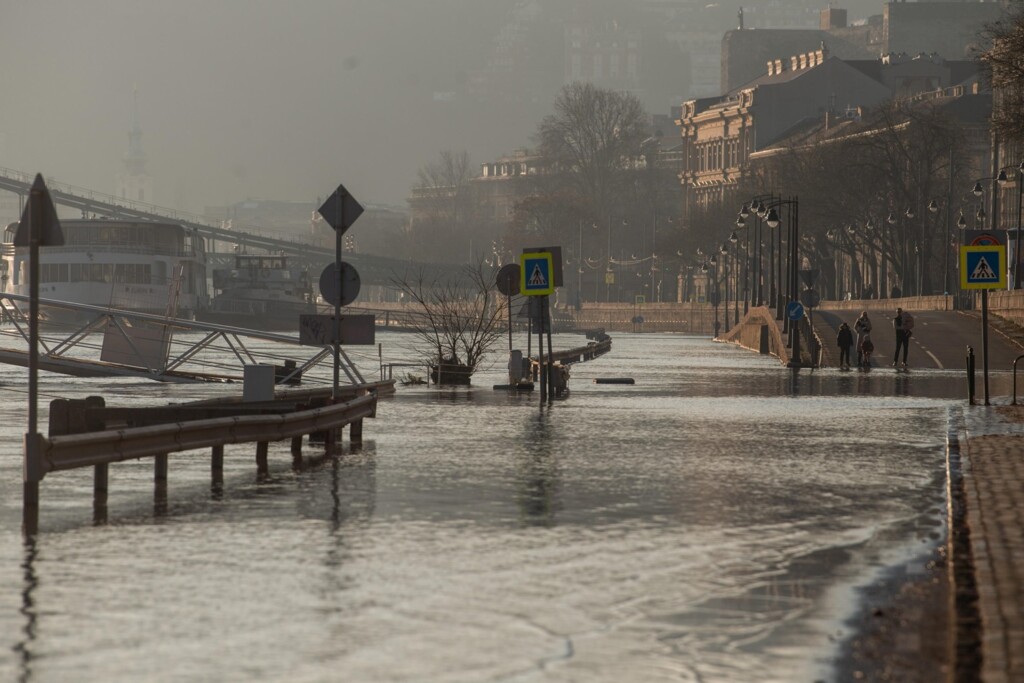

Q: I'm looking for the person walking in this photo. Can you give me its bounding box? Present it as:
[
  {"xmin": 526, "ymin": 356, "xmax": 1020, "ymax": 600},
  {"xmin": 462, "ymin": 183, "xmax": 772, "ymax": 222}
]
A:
[
  {"xmin": 892, "ymin": 307, "xmax": 910, "ymax": 368},
  {"xmin": 854, "ymin": 311, "xmax": 872, "ymax": 368},
  {"xmin": 836, "ymin": 322, "xmax": 854, "ymax": 369}
]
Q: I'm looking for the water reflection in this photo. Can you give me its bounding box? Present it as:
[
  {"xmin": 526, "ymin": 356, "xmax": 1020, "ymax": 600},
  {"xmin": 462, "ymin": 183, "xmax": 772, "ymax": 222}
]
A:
[
  {"xmin": 516, "ymin": 411, "xmax": 562, "ymax": 527},
  {"xmin": 14, "ymin": 538, "xmax": 38, "ymax": 683}
]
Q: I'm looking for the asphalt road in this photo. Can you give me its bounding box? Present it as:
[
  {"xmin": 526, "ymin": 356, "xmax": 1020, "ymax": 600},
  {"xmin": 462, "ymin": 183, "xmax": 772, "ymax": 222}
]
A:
[{"xmin": 813, "ymin": 308, "xmax": 1024, "ymax": 370}]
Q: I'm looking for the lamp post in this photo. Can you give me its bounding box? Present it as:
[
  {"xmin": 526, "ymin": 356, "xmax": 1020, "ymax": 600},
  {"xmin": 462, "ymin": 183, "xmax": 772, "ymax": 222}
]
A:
[
  {"xmin": 730, "ymin": 230, "xmax": 739, "ymax": 323},
  {"xmin": 996, "ymin": 161, "xmax": 1024, "ymax": 288},
  {"xmin": 737, "ymin": 209, "xmax": 753, "ymax": 313},
  {"xmin": 720, "ymin": 243, "xmax": 730, "ymax": 330},
  {"xmin": 765, "ymin": 197, "xmax": 800, "ymax": 362},
  {"xmin": 764, "ymin": 197, "xmax": 797, "ymax": 316}
]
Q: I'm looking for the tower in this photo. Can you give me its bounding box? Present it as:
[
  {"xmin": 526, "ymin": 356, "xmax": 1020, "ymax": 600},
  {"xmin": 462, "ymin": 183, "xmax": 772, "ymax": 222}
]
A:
[{"xmin": 115, "ymin": 86, "xmax": 154, "ymax": 204}]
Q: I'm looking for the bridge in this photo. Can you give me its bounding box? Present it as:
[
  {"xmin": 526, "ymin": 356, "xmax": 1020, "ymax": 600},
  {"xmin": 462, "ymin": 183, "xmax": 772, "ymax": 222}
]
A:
[{"xmin": 0, "ymin": 166, "xmax": 447, "ymax": 286}]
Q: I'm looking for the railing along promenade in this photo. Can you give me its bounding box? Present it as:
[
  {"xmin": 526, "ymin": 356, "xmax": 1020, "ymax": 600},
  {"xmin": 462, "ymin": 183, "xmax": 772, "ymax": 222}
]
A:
[{"xmin": 23, "ymin": 380, "xmax": 395, "ymax": 533}]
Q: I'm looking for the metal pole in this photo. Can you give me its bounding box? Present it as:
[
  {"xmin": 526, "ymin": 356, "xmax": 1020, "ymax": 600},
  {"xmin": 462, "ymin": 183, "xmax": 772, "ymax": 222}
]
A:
[
  {"xmin": 733, "ymin": 241, "xmax": 740, "ymax": 322},
  {"xmin": 545, "ymin": 295, "xmax": 554, "ymax": 403},
  {"xmin": 1016, "ymin": 170, "xmax": 1023, "ymax": 289},
  {"xmin": 538, "ymin": 301, "xmax": 546, "ymax": 404},
  {"xmin": 982, "ymin": 288, "xmax": 990, "ymax": 405},
  {"xmin": 333, "ymin": 198, "xmax": 344, "ymax": 401},
  {"xmin": 24, "ymin": 186, "xmax": 42, "ymax": 534},
  {"xmin": 946, "ymin": 147, "xmax": 953, "ymax": 294}
]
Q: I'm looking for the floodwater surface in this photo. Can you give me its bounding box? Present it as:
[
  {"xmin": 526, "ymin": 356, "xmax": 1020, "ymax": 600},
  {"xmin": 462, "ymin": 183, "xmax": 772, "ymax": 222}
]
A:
[{"xmin": 0, "ymin": 332, "xmax": 993, "ymax": 682}]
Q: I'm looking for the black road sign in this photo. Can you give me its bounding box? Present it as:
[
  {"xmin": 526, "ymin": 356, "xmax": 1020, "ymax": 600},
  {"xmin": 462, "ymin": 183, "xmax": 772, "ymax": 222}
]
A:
[
  {"xmin": 319, "ymin": 262, "xmax": 361, "ymax": 307},
  {"xmin": 299, "ymin": 314, "xmax": 375, "ymax": 346},
  {"xmin": 14, "ymin": 174, "xmax": 64, "ymax": 247},
  {"xmin": 799, "ymin": 268, "xmax": 819, "ymax": 288},
  {"xmin": 799, "ymin": 288, "xmax": 821, "ymax": 309},
  {"xmin": 317, "ymin": 184, "xmax": 364, "ymax": 234},
  {"xmin": 496, "ymin": 263, "xmax": 520, "ymax": 296}
]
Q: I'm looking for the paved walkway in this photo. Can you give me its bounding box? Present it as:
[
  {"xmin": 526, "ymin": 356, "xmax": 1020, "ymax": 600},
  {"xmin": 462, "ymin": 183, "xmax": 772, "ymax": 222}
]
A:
[{"xmin": 962, "ymin": 405, "xmax": 1024, "ymax": 682}]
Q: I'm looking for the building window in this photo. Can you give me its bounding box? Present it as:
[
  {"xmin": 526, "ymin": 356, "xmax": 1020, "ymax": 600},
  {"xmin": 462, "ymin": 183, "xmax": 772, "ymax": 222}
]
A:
[
  {"xmin": 627, "ymin": 54, "xmax": 637, "ymax": 78},
  {"xmin": 593, "ymin": 54, "xmax": 602, "ymax": 80},
  {"xmin": 610, "ymin": 54, "xmax": 620, "ymax": 78},
  {"xmin": 571, "ymin": 54, "xmax": 581, "ymax": 79}
]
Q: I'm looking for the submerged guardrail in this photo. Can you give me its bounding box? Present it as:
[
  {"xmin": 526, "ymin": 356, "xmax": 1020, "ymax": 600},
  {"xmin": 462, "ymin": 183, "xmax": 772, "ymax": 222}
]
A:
[{"xmin": 22, "ymin": 386, "xmax": 386, "ymax": 534}]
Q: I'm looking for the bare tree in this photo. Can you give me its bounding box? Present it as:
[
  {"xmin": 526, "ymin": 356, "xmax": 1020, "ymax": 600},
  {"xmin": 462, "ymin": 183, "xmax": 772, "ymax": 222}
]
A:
[
  {"xmin": 980, "ymin": 8, "xmax": 1024, "ymax": 143},
  {"xmin": 535, "ymin": 82, "xmax": 649, "ymax": 222},
  {"xmin": 409, "ymin": 150, "xmax": 478, "ymax": 262},
  {"xmin": 390, "ymin": 264, "xmax": 506, "ymax": 384}
]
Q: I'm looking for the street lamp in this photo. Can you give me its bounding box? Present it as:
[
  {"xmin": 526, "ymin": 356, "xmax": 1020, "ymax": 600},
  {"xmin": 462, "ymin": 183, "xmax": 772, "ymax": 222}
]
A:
[
  {"xmin": 729, "ymin": 230, "xmax": 739, "ymax": 323},
  {"xmin": 764, "ymin": 197, "xmax": 802, "ymax": 364},
  {"xmin": 720, "ymin": 243, "xmax": 730, "ymax": 330},
  {"xmin": 996, "ymin": 160, "xmax": 1024, "ymax": 288}
]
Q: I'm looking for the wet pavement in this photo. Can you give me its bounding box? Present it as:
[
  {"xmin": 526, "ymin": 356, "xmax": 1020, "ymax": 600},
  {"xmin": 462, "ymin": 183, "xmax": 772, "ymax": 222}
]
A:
[{"xmin": 961, "ymin": 404, "xmax": 1024, "ymax": 682}]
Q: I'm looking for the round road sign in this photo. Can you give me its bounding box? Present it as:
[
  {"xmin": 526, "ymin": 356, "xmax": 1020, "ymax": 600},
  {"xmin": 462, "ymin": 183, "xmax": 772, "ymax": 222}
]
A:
[
  {"xmin": 799, "ymin": 288, "xmax": 821, "ymax": 309},
  {"xmin": 495, "ymin": 263, "xmax": 520, "ymax": 296},
  {"xmin": 319, "ymin": 261, "xmax": 361, "ymax": 307},
  {"xmin": 786, "ymin": 300, "xmax": 805, "ymax": 321}
]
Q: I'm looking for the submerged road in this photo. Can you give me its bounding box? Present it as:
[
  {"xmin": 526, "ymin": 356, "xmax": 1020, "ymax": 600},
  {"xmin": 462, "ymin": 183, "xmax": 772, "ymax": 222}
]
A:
[{"xmin": 813, "ymin": 309, "xmax": 1024, "ymax": 370}]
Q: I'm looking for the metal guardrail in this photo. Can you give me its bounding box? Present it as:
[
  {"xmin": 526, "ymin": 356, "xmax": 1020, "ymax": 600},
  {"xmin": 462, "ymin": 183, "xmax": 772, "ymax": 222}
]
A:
[
  {"xmin": 533, "ymin": 338, "xmax": 612, "ymax": 365},
  {"xmin": 37, "ymin": 393, "xmax": 380, "ymax": 479},
  {"xmin": 37, "ymin": 393, "xmax": 376, "ymax": 477},
  {"xmin": 21, "ymin": 391, "xmax": 380, "ymax": 534}
]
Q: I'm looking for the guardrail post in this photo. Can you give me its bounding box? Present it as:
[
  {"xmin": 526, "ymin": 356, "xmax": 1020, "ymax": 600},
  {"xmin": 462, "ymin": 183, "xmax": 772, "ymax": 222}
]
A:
[
  {"xmin": 155, "ymin": 453, "xmax": 168, "ymax": 482},
  {"xmin": 291, "ymin": 435, "xmax": 303, "ymax": 459},
  {"xmin": 350, "ymin": 419, "xmax": 363, "ymax": 447},
  {"xmin": 94, "ymin": 463, "xmax": 108, "ymax": 505},
  {"xmin": 256, "ymin": 442, "xmax": 269, "ymax": 473},
  {"xmin": 211, "ymin": 445, "xmax": 224, "ymax": 486}
]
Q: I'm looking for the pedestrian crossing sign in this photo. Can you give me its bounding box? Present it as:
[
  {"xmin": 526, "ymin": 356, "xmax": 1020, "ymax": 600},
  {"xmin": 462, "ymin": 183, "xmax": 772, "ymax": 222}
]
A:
[
  {"xmin": 960, "ymin": 245, "xmax": 1006, "ymax": 290},
  {"xmin": 520, "ymin": 251, "xmax": 554, "ymax": 296}
]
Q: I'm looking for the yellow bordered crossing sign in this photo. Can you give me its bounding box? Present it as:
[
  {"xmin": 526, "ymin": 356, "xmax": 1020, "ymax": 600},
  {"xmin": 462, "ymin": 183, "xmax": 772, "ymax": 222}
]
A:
[
  {"xmin": 520, "ymin": 251, "xmax": 555, "ymax": 296},
  {"xmin": 960, "ymin": 245, "xmax": 1006, "ymax": 290}
]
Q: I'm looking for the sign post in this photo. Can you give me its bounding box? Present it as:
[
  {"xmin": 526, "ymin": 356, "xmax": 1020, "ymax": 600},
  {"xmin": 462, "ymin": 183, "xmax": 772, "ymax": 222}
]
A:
[
  {"xmin": 318, "ymin": 184, "xmax": 364, "ymax": 402},
  {"xmin": 521, "ymin": 251, "xmax": 555, "ymax": 403},
  {"xmin": 961, "ymin": 229, "xmax": 1008, "ymax": 405},
  {"xmin": 15, "ymin": 175, "xmax": 64, "ymax": 534}
]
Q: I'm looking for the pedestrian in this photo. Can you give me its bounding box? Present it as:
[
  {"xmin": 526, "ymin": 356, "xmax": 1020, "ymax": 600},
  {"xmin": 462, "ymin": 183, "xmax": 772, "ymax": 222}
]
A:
[
  {"xmin": 854, "ymin": 311, "xmax": 872, "ymax": 367},
  {"xmin": 836, "ymin": 322, "xmax": 854, "ymax": 369},
  {"xmin": 860, "ymin": 333, "xmax": 875, "ymax": 369},
  {"xmin": 892, "ymin": 307, "xmax": 910, "ymax": 368}
]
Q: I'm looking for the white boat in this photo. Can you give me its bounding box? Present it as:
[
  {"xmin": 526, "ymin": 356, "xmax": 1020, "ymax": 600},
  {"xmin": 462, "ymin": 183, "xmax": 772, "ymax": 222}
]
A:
[
  {"xmin": 196, "ymin": 254, "xmax": 315, "ymax": 330},
  {"xmin": 1, "ymin": 218, "xmax": 208, "ymax": 322}
]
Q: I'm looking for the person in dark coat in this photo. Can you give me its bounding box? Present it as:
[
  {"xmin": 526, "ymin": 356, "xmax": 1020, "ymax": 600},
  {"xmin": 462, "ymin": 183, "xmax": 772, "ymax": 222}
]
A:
[{"xmin": 836, "ymin": 322, "xmax": 854, "ymax": 369}]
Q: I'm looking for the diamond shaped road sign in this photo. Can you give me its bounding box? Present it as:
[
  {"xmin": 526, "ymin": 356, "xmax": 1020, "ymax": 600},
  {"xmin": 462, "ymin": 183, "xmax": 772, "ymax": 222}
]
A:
[
  {"xmin": 317, "ymin": 183, "xmax": 364, "ymax": 234},
  {"xmin": 14, "ymin": 174, "xmax": 64, "ymax": 247}
]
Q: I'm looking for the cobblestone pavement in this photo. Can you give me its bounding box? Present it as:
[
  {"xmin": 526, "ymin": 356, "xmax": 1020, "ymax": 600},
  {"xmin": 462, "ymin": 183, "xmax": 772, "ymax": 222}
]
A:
[{"xmin": 962, "ymin": 405, "xmax": 1024, "ymax": 682}]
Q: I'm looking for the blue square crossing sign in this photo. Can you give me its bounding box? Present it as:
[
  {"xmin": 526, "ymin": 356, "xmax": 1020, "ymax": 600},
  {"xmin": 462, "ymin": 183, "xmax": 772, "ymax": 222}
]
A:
[
  {"xmin": 520, "ymin": 252, "xmax": 555, "ymax": 296},
  {"xmin": 960, "ymin": 245, "xmax": 1006, "ymax": 290}
]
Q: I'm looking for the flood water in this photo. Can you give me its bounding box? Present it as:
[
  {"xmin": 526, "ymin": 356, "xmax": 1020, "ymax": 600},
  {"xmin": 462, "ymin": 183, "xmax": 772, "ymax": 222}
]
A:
[{"xmin": 0, "ymin": 332, "xmax": 1000, "ymax": 682}]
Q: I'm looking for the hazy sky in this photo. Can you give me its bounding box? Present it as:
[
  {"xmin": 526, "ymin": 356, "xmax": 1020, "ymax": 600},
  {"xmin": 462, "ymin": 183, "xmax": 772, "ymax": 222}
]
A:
[{"xmin": 0, "ymin": 0, "xmax": 515, "ymax": 213}]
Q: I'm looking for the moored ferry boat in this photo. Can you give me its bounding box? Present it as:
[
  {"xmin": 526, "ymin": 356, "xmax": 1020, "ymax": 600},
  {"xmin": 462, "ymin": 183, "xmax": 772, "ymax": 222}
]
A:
[
  {"xmin": 1, "ymin": 219, "xmax": 208, "ymax": 322},
  {"xmin": 196, "ymin": 254, "xmax": 315, "ymax": 330}
]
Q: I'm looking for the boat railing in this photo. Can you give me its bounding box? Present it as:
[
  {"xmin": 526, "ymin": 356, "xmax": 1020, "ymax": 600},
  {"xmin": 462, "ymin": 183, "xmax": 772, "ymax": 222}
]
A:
[{"xmin": 2, "ymin": 244, "xmax": 199, "ymax": 258}]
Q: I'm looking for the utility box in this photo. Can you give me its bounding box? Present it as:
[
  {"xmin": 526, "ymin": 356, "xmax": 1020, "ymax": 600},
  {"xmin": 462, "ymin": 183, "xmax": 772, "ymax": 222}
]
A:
[{"xmin": 243, "ymin": 364, "xmax": 275, "ymax": 402}]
